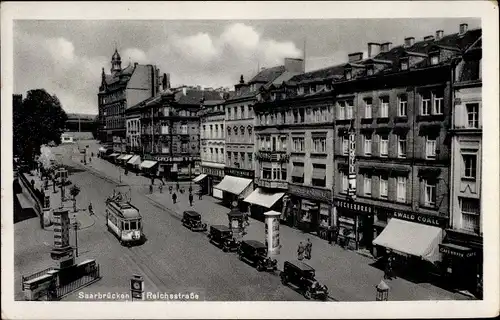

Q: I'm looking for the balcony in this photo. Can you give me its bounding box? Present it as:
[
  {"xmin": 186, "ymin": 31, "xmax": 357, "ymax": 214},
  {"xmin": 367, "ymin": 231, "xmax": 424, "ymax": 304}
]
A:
[
  {"xmin": 254, "ymin": 177, "xmax": 288, "ymax": 190},
  {"xmin": 255, "ymin": 151, "xmax": 290, "ymax": 163}
]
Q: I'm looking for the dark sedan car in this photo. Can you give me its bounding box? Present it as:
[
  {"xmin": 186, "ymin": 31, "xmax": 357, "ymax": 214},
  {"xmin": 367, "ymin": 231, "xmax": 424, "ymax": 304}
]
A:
[
  {"xmin": 181, "ymin": 210, "xmax": 207, "ymax": 232},
  {"xmin": 280, "ymin": 260, "xmax": 328, "ymax": 300},
  {"xmin": 237, "ymin": 240, "xmax": 277, "ymax": 272},
  {"xmin": 208, "ymin": 225, "xmax": 238, "ymax": 252}
]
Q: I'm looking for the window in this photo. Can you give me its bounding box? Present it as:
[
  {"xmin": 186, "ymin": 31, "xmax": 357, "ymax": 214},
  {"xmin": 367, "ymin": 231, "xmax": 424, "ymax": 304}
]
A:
[
  {"xmin": 312, "ymin": 137, "xmax": 326, "ymax": 153},
  {"xmin": 338, "ymin": 101, "xmax": 346, "ymax": 120},
  {"xmin": 281, "ymin": 111, "xmax": 286, "ymax": 124},
  {"xmin": 342, "ymin": 135, "xmax": 349, "ymax": 155},
  {"xmin": 397, "ymin": 176, "xmax": 407, "ymax": 202},
  {"xmin": 430, "ymin": 55, "xmax": 439, "ymax": 65},
  {"xmin": 298, "ymin": 109, "xmax": 305, "ymax": 123},
  {"xmin": 367, "ymin": 66, "xmax": 374, "ymax": 76},
  {"xmin": 379, "ymin": 135, "xmax": 388, "ymax": 157},
  {"xmin": 181, "ymin": 124, "xmax": 188, "ymax": 135},
  {"xmin": 364, "ymin": 175, "xmax": 372, "ymax": 196},
  {"xmin": 380, "ymin": 97, "xmax": 389, "ymax": 118},
  {"xmin": 280, "ymin": 136, "xmax": 287, "ymax": 151},
  {"xmin": 364, "ymin": 134, "xmax": 372, "ymax": 156},
  {"xmin": 398, "ymin": 96, "xmax": 407, "ymax": 117},
  {"xmin": 421, "ymin": 92, "xmax": 431, "ymax": 115},
  {"xmin": 401, "ymin": 59, "xmax": 409, "ymax": 70},
  {"xmin": 292, "ymin": 162, "xmax": 304, "ymax": 184},
  {"xmin": 341, "ymin": 173, "xmax": 349, "ymax": 193},
  {"xmin": 345, "ymin": 69, "xmax": 352, "ymax": 80},
  {"xmin": 215, "ymin": 124, "xmax": 219, "ymax": 138},
  {"xmin": 240, "ymin": 152, "xmax": 245, "ymax": 167},
  {"xmin": 364, "ymin": 98, "xmax": 372, "ymax": 118},
  {"xmin": 248, "ymin": 152, "xmax": 253, "ymax": 165},
  {"xmin": 425, "ymin": 137, "xmax": 436, "ymax": 159},
  {"xmin": 433, "ymin": 91, "xmax": 443, "ymax": 115},
  {"xmin": 262, "ymin": 167, "xmax": 272, "ymax": 179},
  {"xmin": 380, "ymin": 176, "xmax": 388, "ymax": 199},
  {"xmin": 292, "ymin": 137, "xmax": 305, "ymax": 152},
  {"xmin": 312, "ymin": 164, "xmax": 326, "ymax": 187},
  {"xmin": 227, "ymin": 152, "xmax": 231, "ymax": 163},
  {"xmin": 466, "ymin": 103, "xmax": 479, "ymax": 128},
  {"xmin": 346, "ymin": 100, "xmax": 354, "ymax": 119},
  {"xmin": 460, "ymin": 198, "xmax": 480, "ymax": 233},
  {"xmin": 240, "ymin": 106, "xmax": 245, "ymax": 119},
  {"xmin": 293, "ymin": 110, "xmax": 299, "ymax": 123},
  {"xmin": 398, "ymin": 135, "xmax": 407, "ymax": 158},
  {"xmin": 462, "ymin": 153, "xmax": 477, "ymax": 179},
  {"xmin": 424, "ymin": 180, "xmax": 436, "ymax": 207}
]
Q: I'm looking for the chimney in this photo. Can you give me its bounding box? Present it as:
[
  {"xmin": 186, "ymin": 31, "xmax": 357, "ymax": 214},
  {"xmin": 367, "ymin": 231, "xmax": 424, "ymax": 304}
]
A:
[
  {"xmin": 367, "ymin": 43, "xmax": 381, "ymax": 58},
  {"xmin": 347, "ymin": 52, "xmax": 364, "ymax": 63},
  {"xmin": 380, "ymin": 42, "xmax": 392, "ymax": 52},
  {"xmin": 404, "ymin": 37, "xmax": 415, "ymax": 47},
  {"xmin": 424, "ymin": 35, "xmax": 435, "ymax": 41},
  {"xmin": 460, "ymin": 23, "xmax": 468, "ymax": 35},
  {"xmin": 436, "ymin": 30, "xmax": 444, "ymax": 40},
  {"xmin": 284, "ymin": 58, "xmax": 305, "ymax": 73}
]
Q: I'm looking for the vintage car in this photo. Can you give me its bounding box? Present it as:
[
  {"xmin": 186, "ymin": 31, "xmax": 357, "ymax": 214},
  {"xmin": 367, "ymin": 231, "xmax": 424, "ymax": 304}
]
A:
[
  {"xmin": 207, "ymin": 225, "xmax": 239, "ymax": 252},
  {"xmin": 280, "ymin": 260, "xmax": 329, "ymax": 300},
  {"xmin": 181, "ymin": 211, "xmax": 207, "ymax": 232},
  {"xmin": 237, "ymin": 240, "xmax": 278, "ymax": 272}
]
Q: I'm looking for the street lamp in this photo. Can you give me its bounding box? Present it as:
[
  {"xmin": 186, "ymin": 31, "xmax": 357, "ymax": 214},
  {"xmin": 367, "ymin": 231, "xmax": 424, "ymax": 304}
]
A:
[
  {"xmin": 73, "ymin": 221, "xmax": 79, "ymax": 257},
  {"xmin": 375, "ymin": 280, "xmax": 390, "ymax": 301}
]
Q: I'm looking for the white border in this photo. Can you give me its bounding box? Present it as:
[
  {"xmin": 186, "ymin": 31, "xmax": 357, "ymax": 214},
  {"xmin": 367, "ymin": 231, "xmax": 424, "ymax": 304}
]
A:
[{"xmin": 1, "ymin": 1, "xmax": 498, "ymax": 319}]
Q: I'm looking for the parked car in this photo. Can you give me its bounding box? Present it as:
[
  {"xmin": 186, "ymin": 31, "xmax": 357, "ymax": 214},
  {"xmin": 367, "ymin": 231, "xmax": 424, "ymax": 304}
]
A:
[
  {"xmin": 280, "ymin": 260, "xmax": 328, "ymax": 300},
  {"xmin": 237, "ymin": 240, "xmax": 277, "ymax": 272},
  {"xmin": 208, "ymin": 225, "xmax": 239, "ymax": 252},
  {"xmin": 181, "ymin": 211, "xmax": 207, "ymax": 232}
]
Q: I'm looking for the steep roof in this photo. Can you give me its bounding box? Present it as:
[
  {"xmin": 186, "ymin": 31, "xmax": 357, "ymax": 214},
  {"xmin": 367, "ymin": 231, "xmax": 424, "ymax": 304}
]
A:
[
  {"xmin": 175, "ymin": 89, "xmax": 225, "ymax": 106},
  {"xmin": 249, "ymin": 65, "xmax": 286, "ymax": 83},
  {"xmin": 289, "ymin": 64, "xmax": 346, "ymax": 83}
]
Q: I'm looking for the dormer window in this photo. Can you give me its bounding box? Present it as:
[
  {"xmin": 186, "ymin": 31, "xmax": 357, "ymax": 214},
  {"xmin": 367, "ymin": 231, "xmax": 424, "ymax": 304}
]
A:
[
  {"xmin": 430, "ymin": 53, "xmax": 439, "ymax": 65},
  {"xmin": 345, "ymin": 69, "xmax": 352, "ymax": 80},
  {"xmin": 271, "ymin": 93, "xmax": 276, "ymax": 101},
  {"xmin": 400, "ymin": 58, "xmax": 409, "ymax": 71},
  {"xmin": 366, "ymin": 65, "xmax": 374, "ymax": 76}
]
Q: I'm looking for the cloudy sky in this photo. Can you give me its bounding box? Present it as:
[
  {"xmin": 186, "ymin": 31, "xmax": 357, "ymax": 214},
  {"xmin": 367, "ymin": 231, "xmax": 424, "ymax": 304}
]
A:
[{"xmin": 14, "ymin": 18, "xmax": 480, "ymax": 114}]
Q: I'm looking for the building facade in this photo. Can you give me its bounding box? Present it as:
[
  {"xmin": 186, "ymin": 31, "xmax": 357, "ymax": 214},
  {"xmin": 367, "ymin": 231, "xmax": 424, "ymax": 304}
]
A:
[
  {"xmin": 198, "ymin": 98, "xmax": 227, "ymax": 195},
  {"xmin": 442, "ymin": 34, "xmax": 482, "ymax": 296},
  {"xmin": 97, "ymin": 49, "xmax": 160, "ymax": 149},
  {"xmin": 139, "ymin": 87, "xmax": 224, "ymax": 180}
]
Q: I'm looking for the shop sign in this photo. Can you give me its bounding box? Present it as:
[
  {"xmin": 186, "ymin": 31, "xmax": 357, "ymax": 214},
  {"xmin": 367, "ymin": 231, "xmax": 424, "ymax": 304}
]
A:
[
  {"xmin": 439, "ymin": 245, "xmax": 477, "ymax": 259},
  {"xmin": 334, "ymin": 199, "xmax": 372, "ymax": 214},
  {"xmin": 390, "ymin": 211, "xmax": 446, "ymax": 228},
  {"xmin": 288, "ymin": 184, "xmax": 331, "ymax": 203},
  {"xmin": 224, "ymin": 167, "xmax": 254, "ymax": 179},
  {"xmin": 348, "ymin": 129, "xmax": 356, "ymax": 198}
]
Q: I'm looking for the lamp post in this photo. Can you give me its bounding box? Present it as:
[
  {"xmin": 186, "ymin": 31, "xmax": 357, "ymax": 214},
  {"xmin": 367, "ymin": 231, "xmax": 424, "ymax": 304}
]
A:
[
  {"xmin": 73, "ymin": 221, "xmax": 79, "ymax": 257},
  {"xmin": 375, "ymin": 280, "xmax": 390, "ymax": 301}
]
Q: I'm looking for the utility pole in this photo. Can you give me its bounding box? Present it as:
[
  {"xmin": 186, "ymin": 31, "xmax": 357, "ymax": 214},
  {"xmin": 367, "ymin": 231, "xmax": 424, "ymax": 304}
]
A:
[
  {"xmin": 78, "ymin": 114, "xmax": 81, "ymax": 133},
  {"xmin": 73, "ymin": 222, "xmax": 79, "ymax": 257}
]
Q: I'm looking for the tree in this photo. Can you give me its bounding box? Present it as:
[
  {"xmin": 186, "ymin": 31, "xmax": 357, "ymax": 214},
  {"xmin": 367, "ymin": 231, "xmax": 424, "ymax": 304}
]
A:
[
  {"xmin": 69, "ymin": 184, "xmax": 81, "ymax": 212},
  {"xmin": 13, "ymin": 89, "xmax": 68, "ymax": 163}
]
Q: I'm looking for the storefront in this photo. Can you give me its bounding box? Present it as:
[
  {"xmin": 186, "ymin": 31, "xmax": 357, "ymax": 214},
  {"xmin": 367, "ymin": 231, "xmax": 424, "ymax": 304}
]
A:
[
  {"xmin": 287, "ymin": 183, "xmax": 332, "ymax": 238},
  {"xmin": 244, "ymin": 187, "xmax": 285, "ymax": 222},
  {"xmin": 200, "ymin": 164, "xmax": 225, "ymax": 195},
  {"xmin": 213, "ymin": 175, "xmax": 253, "ymax": 210},
  {"xmin": 440, "ymin": 229, "xmax": 483, "ymax": 297},
  {"xmin": 192, "ymin": 173, "xmax": 208, "ymax": 194},
  {"xmin": 333, "ymin": 199, "xmax": 374, "ymax": 251},
  {"xmin": 139, "ymin": 160, "xmax": 158, "ymax": 177},
  {"xmin": 126, "ymin": 155, "xmax": 141, "ymax": 172}
]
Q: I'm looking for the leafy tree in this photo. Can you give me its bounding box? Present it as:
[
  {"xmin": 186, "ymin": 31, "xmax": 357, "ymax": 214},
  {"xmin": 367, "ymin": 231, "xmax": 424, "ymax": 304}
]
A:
[
  {"xmin": 13, "ymin": 89, "xmax": 68, "ymax": 163},
  {"xmin": 69, "ymin": 184, "xmax": 81, "ymax": 212}
]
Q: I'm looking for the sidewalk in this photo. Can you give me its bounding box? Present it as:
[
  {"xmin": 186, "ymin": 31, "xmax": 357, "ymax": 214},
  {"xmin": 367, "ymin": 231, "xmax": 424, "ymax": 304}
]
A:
[{"xmin": 79, "ymin": 154, "xmax": 470, "ymax": 301}]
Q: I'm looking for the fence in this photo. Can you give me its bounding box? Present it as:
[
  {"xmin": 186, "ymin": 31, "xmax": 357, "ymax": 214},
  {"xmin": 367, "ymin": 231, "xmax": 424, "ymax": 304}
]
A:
[
  {"xmin": 21, "ymin": 267, "xmax": 56, "ymax": 291},
  {"xmin": 54, "ymin": 265, "xmax": 101, "ymax": 300},
  {"xmin": 18, "ymin": 172, "xmax": 43, "ymax": 227}
]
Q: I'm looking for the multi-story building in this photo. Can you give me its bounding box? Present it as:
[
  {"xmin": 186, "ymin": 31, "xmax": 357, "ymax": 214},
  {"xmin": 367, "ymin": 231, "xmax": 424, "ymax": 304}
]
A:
[
  {"xmin": 214, "ymin": 58, "xmax": 304, "ymax": 210},
  {"xmin": 197, "ymin": 97, "xmax": 228, "ymax": 195},
  {"xmin": 97, "ymin": 49, "xmax": 160, "ymax": 150},
  {"xmin": 139, "ymin": 87, "xmax": 224, "ymax": 180},
  {"xmin": 252, "ymin": 68, "xmax": 334, "ymax": 230},
  {"xmin": 441, "ymin": 34, "xmax": 482, "ymax": 296}
]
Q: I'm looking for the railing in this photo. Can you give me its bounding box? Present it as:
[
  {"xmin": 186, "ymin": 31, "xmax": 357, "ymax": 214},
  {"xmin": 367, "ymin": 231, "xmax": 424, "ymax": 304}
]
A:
[
  {"xmin": 21, "ymin": 267, "xmax": 56, "ymax": 291},
  {"xmin": 54, "ymin": 265, "xmax": 101, "ymax": 300},
  {"xmin": 18, "ymin": 173, "xmax": 43, "ymax": 227},
  {"xmin": 255, "ymin": 151, "xmax": 290, "ymax": 163},
  {"xmin": 254, "ymin": 177, "xmax": 288, "ymax": 190}
]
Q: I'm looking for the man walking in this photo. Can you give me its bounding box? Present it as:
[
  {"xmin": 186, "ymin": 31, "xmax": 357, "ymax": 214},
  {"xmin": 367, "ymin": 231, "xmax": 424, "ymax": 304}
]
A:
[
  {"xmin": 88, "ymin": 202, "xmax": 94, "ymax": 216},
  {"xmin": 159, "ymin": 183, "xmax": 163, "ymax": 194},
  {"xmin": 169, "ymin": 185, "xmax": 173, "ymax": 194},
  {"xmin": 297, "ymin": 242, "xmax": 305, "ymax": 261},
  {"xmin": 172, "ymin": 192, "xmax": 177, "ymax": 204},
  {"xmin": 198, "ymin": 189, "xmax": 203, "ymax": 200},
  {"xmin": 305, "ymin": 238, "xmax": 312, "ymax": 260},
  {"xmin": 188, "ymin": 192, "xmax": 194, "ymax": 206},
  {"xmin": 149, "ymin": 184, "xmax": 153, "ymax": 194},
  {"xmin": 176, "ymin": 181, "xmax": 180, "ymax": 191}
]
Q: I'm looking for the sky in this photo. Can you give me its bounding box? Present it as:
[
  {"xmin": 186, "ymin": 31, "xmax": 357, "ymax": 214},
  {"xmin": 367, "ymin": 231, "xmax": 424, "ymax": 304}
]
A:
[{"xmin": 14, "ymin": 18, "xmax": 480, "ymax": 115}]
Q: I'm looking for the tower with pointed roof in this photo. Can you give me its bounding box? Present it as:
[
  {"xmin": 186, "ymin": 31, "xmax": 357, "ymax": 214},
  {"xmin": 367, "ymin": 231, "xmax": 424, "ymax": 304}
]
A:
[{"xmin": 111, "ymin": 49, "xmax": 122, "ymax": 75}]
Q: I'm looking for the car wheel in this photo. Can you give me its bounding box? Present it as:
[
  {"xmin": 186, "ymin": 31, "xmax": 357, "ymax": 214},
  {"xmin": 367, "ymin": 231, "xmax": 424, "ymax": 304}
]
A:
[
  {"xmin": 223, "ymin": 246, "xmax": 228, "ymax": 252},
  {"xmin": 257, "ymin": 264, "xmax": 264, "ymax": 272},
  {"xmin": 238, "ymin": 254, "xmax": 243, "ymax": 261},
  {"xmin": 304, "ymin": 289, "xmax": 312, "ymax": 300},
  {"xmin": 280, "ymin": 274, "xmax": 288, "ymax": 285}
]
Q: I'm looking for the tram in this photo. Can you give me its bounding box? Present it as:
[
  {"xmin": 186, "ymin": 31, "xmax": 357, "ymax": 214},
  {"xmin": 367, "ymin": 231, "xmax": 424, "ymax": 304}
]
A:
[{"xmin": 105, "ymin": 186, "xmax": 144, "ymax": 246}]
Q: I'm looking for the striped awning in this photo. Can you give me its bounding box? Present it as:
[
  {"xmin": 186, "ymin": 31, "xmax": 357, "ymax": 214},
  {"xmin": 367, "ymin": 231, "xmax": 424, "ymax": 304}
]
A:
[
  {"xmin": 109, "ymin": 153, "xmax": 120, "ymax": 158},
  {"xmin": 140, "ymin": 160, "xmax": 158, "ymax": 169},
  {"xmin": 121, "ymin": 154, "xmax": 133, "ymax": 161},
  {"xmin": 127, "ymin": 155, "xmax": 141, "ymax": 165}
]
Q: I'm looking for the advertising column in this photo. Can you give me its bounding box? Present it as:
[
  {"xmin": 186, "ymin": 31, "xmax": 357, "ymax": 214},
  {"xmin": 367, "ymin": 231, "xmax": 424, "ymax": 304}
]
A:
[
  {"xmin": 50, "ymin": 209, "xmax": 75, "ymax": 269},
  {"xmin": 264, "ymin": 210, "xmax": 281, "ymax": 257}
]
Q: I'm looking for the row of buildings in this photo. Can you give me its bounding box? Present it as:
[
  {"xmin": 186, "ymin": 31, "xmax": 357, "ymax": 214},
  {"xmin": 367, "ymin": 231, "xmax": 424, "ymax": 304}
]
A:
[{"xmin": 96, "ymin": 23, "xmax": 482, "ymax": 295}]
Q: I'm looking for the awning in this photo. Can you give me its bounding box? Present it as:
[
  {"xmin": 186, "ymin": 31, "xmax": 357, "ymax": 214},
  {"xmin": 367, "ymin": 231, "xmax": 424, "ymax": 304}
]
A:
[
  {"xmin": 140, "ymin": 160, "xmax": 158, "ymax": 169},
  {"xmin": 312, "ymin": 167, "xmax": 326, "ymax": 180},
  {"xmin": 214, "ymin": 176, "xmax": 252, "ymax": 196},
  {"xmin": 372, "ymin": 218, "xmax": 443, "ymax": 263},
  {"xmin": 292, "ymin": 166, "xmax": 304, "ymax": 177},
  {"xmin": 109, "ymin": 153, "xmax": 120, "ymax": 158},
  {"xmin": 192, "ymin": 174, "xmax": 208, "ymax": 183},
  {"xmin": 121, "ymin": 154, "xmax": 133, "ymax": 161},
  {"xmin": 127, "ymin": 155, "xmax": 141, "ymax": 165},
  {"xmin": 99, "ymin": 147, "xmax": 107, "ymax": 152},
  {"xmin": 244, "ymin": 188, "xmax": 284, "ymax": 208},
  {"xmin": 117, "ymin": 154, "xmax": 127, "ymax": 160}
]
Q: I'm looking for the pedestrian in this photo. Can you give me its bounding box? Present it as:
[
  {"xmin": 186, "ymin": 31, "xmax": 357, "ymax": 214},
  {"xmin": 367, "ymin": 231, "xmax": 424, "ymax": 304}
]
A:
[
  {"xmin": 172, "ymin": 192, "xmax": 177, "ymax": 204},
  {"xmin": 188, "ymin": 192, "xmax": 194, "ymax": 206},
  {"xmin": 188, "ymin": 184, "xmax": 193, "ymax": 194},
  {"xmin": 305, "ymin": 238, "xmax": 312, "ymax": 260},
  {"xmin": 198, "ymin": 189, "xmax": 203, "ymax": 200},
  {"xmin": 169, "ymin": 185, "xmax": 173, "ymax": 194},
  {"xmin": 159, "ymin": 183, "xmax": 163, "ymax": 193},
  {"xmin": 149, "ymin": 184, "xmax": 153, "ymax": 194},
  {"xmin": 384, "ymin": 252, "xmax": 395, "ymax": 280},
  {"xmin": 88, "ymin": 202, "xmax": 94, "ymax": 216},
  {"xmin": 297, "ymin": 241, "xmax": 305, "ymax": 261},
  {"xmin": 176, "ymin": 182, "xmax": 180, "ymax": 191}
]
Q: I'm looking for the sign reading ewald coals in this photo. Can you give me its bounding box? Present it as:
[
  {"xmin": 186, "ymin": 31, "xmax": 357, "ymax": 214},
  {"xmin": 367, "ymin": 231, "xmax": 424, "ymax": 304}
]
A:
[{"xmin": 390, "ymin": 211, "xmax": 447, "ymax": 228}]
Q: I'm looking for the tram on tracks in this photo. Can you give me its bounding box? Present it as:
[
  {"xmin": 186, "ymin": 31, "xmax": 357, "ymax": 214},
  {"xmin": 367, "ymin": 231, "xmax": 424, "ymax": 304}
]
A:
[{"xmin": 105, "ymin": 186, "xmax": 144, "ymax": 246}]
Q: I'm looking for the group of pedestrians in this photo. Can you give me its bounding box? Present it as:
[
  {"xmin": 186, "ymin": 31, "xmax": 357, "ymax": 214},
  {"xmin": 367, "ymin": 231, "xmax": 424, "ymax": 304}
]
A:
[
  {"xmin": 297, "ymin": 238, "xmax": 313, "ymax": 261},
  {"xmin": 166, "ymin": 182, "xmax": 198, "ymax": 206}
]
